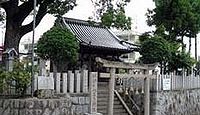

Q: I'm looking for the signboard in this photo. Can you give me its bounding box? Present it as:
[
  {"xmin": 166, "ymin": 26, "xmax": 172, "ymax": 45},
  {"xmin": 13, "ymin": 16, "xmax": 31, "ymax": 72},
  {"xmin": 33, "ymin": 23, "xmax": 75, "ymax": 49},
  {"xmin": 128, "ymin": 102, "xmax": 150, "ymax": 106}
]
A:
[
  {"xmin": 163, "ymin": 78, "xmax": 171, "ymax": 90},
  {"xmin": 37, "ymin": 76, "xmax": 54, "ymax": 90}
]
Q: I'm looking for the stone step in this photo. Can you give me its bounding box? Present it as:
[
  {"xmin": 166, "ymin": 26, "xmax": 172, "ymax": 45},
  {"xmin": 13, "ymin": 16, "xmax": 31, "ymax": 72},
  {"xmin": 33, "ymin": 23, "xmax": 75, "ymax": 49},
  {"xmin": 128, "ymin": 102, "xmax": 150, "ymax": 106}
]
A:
[
  {"xmin": 114, "ymin": 108, "xmax": 127, "ymax": 113},
  {"xmin": 113, "ymin": 112, "xmax": 129, "ymax": 115},
  {"xmin": 114, "ymin": 100, "xmax": 121, "ymax": 105},
  {"xmin": 114, "ymin": 104, "xmax": 124, "ymax": 109},
  {"xmin": 97, "ymin": 88, "xmax": 109, "ymax": 92},
  {"xmin": 97, "ymin": 110, "xmax": 107, "ymax": 115},
  {"xmin": 98, "ymin": 82, "xmax": 109, "ymax": 85},
  {"xmin": 97, "ymin": 89, "xmax": 108, "ymax": 92},
  {"xmin": 98, "ymin": 101, "xmax": 108, "ymax": 106},
  {"xmin": 97, "ymin": 97, "xmax": 108, "ymax": 101}
]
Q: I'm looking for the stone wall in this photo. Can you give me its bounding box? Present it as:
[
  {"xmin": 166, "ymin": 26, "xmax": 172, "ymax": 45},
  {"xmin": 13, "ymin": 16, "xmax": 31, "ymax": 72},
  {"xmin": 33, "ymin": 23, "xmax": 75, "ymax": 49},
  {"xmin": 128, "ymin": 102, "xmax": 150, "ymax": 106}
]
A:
[
  {"xmin": 0, "ymin": 98, "xmax": 72, "ymax": 115},
  {"xmin": 70, "ymin": 94, "xmax": 90, "ymax": 115},
  {"xmin": 150, "ymin": 89, "xmax": 200, "ymax": 115}
]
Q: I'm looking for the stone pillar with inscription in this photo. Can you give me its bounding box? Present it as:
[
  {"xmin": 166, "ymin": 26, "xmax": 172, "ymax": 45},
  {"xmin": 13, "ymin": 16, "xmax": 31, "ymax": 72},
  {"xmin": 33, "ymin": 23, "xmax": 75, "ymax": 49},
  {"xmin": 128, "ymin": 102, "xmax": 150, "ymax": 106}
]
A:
[{"xmin": 84, "ymin": 72, "xmax": 102, "ymax": 115}]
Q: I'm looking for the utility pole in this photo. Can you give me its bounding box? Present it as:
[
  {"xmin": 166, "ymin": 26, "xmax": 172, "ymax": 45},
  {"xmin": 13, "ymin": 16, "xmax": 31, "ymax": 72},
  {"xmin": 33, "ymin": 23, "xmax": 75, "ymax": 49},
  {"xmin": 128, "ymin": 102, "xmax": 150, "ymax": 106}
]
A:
[
  {"xmin": 195, "ymin": 35, "xmax": 197, "ymax": 61},
  {"xmin": 31, "ymin": 0, "xmax": 37, "ymax": 97}
]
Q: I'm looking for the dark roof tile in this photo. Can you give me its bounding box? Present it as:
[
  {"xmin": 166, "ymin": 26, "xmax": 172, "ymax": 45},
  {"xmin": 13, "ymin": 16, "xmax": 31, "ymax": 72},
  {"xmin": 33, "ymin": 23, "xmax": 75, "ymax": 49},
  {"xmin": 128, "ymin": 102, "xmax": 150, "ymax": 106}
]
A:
[{"xmin": 62, "ymin": 17, "xmax": 138, "ymax": 51}]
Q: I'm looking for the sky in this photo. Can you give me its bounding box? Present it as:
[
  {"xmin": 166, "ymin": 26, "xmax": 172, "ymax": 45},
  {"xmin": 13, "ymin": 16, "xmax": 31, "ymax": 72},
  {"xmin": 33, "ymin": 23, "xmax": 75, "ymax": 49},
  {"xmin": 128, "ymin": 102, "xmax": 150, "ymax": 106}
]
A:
[
  {"xmin": 18, "ymin": 0, "xmax": 155, "ymax": 44},
  {"xmin": 0, "ymin": 0, "xmax": 199, "ymax": 58},
  {"xmin": 1, "ymin": 0, "xmax": 155, "ymax": 44}
]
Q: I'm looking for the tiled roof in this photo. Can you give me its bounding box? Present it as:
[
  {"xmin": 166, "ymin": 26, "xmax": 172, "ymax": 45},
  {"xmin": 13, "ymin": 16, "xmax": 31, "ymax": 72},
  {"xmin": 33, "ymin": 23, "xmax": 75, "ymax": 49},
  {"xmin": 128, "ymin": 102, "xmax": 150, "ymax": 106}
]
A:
[{"xmin": 62, "ymin": 17, "xmax": 138, "ymax": 52}]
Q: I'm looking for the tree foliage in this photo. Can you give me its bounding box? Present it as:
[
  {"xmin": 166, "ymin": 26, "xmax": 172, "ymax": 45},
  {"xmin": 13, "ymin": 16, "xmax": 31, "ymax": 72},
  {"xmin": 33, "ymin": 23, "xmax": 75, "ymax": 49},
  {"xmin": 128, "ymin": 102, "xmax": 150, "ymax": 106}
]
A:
[
  {"xmin": 91, "ymin": 0, "xmax": 131, "ymax": 30},
  {"xmin": 147, "ymin": 0, "xmax": 200, "ymax": 40},
  {"xmin": 139, "ymin": 30, "xmax": 195, "ymax": 73},
  {"xmin": 36, "ymin": 24, "xmax": 79, "ymax": 71},
  {"xmin": 140, "ymin": 35, "xmax": 171, "ymax": 64},
  {"xmin": 0, "ymin": 59, "xmax": 31, "ymax": 96},
  {"xmin": 0, "ymin": 0, "xmax": 131, "ymax": 52},
  {"xmin": 0, "ymin": 0, "xmax": 76, "ymax": 51},
  {"xmin": 141, "ymin": 0, "xmax": 199, "ymax": 73}
]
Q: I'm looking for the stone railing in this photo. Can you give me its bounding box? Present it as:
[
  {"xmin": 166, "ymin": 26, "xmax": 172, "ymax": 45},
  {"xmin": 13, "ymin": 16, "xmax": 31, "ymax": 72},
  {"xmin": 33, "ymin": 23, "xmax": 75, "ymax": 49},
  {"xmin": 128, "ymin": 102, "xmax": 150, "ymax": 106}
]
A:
[
  {"xmin": 34, "ymin": 70, "xmax": 89, "ymax": 95},
  {"xmin": 150, "ymin": 75, "xmax": 200, "ymax": 91}
]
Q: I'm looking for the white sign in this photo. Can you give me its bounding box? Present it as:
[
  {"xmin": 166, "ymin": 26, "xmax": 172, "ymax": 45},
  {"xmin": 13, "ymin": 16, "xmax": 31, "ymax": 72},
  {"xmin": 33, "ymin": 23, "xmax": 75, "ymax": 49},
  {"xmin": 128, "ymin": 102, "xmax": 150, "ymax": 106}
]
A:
[
  {"xmin": 163, "ymin": 78, "xmax": 171, "ymax": 90},
  {"xmin": 37, "ymin": 76, "xmax": 54, "ymax": 90}
]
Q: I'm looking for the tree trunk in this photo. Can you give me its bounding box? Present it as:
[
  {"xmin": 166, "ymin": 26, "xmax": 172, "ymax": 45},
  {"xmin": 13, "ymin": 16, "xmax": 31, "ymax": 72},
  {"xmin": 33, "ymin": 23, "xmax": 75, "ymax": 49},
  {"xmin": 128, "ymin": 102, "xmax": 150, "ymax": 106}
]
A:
[
  {"xmin": 2, "ymin": 1, "xmax": 21, "ymax": 52},
  {"xmin": 181, "ymin": 35, "xmax": 184, "ymax": 51},
  {"xmin": 4, "ymin": 18, "xmax": 21, "ymax": 52},
  {"xmin": 52, "ymin": 61, "xmax": 58, "ymax": 90},
  {"xmin": 195, "ymin": 35, "xmax": 197, "ymax": 61},
  {"xmin": 189, "ymin": 37, "xmax": 191, "ymax": 54}
]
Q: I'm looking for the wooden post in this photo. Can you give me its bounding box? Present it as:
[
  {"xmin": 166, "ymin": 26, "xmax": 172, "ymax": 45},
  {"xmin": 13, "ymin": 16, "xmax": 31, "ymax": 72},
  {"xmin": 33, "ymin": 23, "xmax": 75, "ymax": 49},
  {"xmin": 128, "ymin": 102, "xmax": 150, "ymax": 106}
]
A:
[
  {"xmin": 108, "ymin": 68, "xmax": 116, "ymax": 115},
  {"xmin": 144, "ymin": 77, "xmax": 150, "ymax": 115}
]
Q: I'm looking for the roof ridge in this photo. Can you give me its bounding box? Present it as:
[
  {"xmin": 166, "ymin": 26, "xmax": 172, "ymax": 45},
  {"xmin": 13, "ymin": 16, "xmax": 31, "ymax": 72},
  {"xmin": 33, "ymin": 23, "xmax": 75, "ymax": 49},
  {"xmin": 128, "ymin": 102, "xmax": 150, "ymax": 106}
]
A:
[{"xmin": 63, "ymin": 17, "xmax": 105, "ymax": 28}]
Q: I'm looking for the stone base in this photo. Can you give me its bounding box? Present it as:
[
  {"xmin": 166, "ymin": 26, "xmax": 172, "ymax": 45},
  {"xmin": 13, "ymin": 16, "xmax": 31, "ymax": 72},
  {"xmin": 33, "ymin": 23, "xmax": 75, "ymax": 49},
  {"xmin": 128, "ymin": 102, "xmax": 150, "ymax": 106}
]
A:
[
  {"xmin": 84, "ymin": 112, "xmax": 102, "ymax": 115},
  {"xmin": 35, "ymin": 89, "xmax": 54, "ymax": 98}
]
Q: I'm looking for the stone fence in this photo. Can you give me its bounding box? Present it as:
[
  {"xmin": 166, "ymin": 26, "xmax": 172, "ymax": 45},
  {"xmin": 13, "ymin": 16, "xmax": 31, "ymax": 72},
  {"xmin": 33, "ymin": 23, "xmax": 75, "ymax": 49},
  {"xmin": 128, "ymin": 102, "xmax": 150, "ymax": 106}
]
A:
[
  {"xmin": 0, "ymin": 98, "xmax": 72, "ymax": 115},
  {"xmin": 150, "ymin": 88, "xmax": 200, "ymax": 115}
]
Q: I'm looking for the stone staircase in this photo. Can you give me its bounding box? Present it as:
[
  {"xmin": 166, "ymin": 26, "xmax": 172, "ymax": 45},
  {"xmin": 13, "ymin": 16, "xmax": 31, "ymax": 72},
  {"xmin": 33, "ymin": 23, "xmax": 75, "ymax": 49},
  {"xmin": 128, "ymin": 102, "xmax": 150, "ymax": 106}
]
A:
[{"xmin": 97, "ymin": 81, "xmax": 130, "ymax": 115}]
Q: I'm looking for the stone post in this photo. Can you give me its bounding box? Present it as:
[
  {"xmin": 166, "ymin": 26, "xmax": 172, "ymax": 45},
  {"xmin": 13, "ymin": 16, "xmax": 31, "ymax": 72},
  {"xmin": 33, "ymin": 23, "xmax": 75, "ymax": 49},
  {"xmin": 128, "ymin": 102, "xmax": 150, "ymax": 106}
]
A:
[
  {"xmin": 39, "ymin": 59, "xmax": 46, "ymax": 76},
  {"xmin": 144, "ymin": 77, "xmax": 150, "ymax": 115},
  {"xmin": 108, "ymin": 68, "xmax": 116, "ymax": 115},
  {"xmin": 85, "ymin": 72, "xmax": 102, "ymax": 115},
  {"xmin": 63, "ymin": 73, "xmax": 68, "ymax": 93},
  {"xmin": 82, "ymin": 70, "xmax": 88, "ymax": 93},
  {"xmin": 75, "ymin": 70, "xmax": 81, "ymax": 93},
  {"xmin": 89, "ymin": 72, "xmax": 98, "ymax": 113},
  {"xmin": 3, "ymin": 48, "xmax": 18, "ymax": 72},
  {"xmin": 56, "ymin": 73, "xmax": 61, "ymax": 93},
  {"xmin": 68, "ymin": 71, "xmax": 74, "ymax": 93}
]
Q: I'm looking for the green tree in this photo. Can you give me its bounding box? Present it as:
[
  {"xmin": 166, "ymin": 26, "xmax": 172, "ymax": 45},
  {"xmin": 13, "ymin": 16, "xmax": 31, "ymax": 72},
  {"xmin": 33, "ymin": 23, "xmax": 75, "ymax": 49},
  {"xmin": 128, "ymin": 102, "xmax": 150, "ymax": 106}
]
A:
[
  {"xmin": 36, "ymin": 24, "xmax": 79, "ymax": 73},
  {"xmin": 168, "ymin": 50, "xmax": 196, "ymax": 72},
  {"xmin": 91, "ymin": 0, "xmax": 131, "ymax": 30},
  {"xmin": 139, "ymin": 31, "xmax": 195, "ymax": 73},
  {"xmin": 147, "ymin": 0, "xmax": 200, "ymax": 46},
  {"xmin": 0, "ymin": 59, "xmax": 31, "ymax": 96},
  {"xmin": 140, "ymin": 35, "xmax": 171, "ymax": 73},
  {"xmin": 0, "ymin": 0, "xmax": 76, "ymax": 52},
  {"xmin": 0, "ymin": 0, "xmax": 131, "ymax": 53},
  {"xmin": 144, "ymin": 0, "xmax": 199, "ymax": 73}
]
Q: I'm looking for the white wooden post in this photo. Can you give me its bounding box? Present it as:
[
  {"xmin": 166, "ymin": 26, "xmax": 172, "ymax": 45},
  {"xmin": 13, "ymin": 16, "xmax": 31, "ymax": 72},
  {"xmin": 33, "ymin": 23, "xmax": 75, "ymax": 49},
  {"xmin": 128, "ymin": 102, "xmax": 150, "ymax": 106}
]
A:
[
  {"xmin": 62, "ymin": 73, "xmax": 68, "ymax": 93},
  {"xmin": 75, "ymin": 70, "xmax": 81, "ymax": 93},
  {"xmin": 69, "ymin": 71, "xmax": 74, "ymax": 93},
  {"xmin": 108, "ymin": 68, "xmax": 115, "ymax": 115},
  {"xmin": 82, "ymin": 70, "xmax": 88, "ymax": 93},
  {"xmin": 56, "ymin": 73, "xmax": 61, "ymax": 93}
]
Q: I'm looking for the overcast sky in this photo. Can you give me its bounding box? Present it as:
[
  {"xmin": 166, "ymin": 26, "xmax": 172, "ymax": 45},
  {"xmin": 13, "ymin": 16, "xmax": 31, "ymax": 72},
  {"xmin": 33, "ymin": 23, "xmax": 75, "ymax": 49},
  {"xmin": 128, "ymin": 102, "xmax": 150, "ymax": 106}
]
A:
[{"xmin": 18, "ymin": 0, "xmax": 155, "ymax": 44}]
